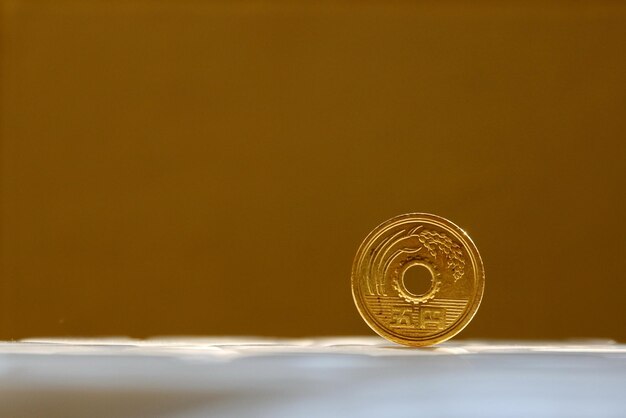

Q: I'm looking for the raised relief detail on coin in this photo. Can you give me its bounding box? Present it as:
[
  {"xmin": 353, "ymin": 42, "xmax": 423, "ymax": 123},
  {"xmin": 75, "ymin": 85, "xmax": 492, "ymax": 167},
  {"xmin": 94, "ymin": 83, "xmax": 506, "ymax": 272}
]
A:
[{"xmin": 352, "ymin": 214, "xmax": 485, "ymax": 347}]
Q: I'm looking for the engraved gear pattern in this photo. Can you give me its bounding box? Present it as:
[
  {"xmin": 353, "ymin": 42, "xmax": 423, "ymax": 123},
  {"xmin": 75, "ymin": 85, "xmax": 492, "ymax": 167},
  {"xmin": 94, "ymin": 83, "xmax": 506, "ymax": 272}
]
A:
[
  {"xmin": 392, "ymin": 256, "xmax": 442, "ymax": 304},
  {"xmin": 352, "ymin": 213, "xmax": 485, "ymax": 347}
]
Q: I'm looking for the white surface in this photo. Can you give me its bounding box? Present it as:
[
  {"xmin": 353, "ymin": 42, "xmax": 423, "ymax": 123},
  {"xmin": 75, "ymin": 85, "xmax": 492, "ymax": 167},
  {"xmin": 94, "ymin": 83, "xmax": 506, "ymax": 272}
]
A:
[{"xmin": 0, "ymin": 337, "xmax": 624, "ymax": 417}]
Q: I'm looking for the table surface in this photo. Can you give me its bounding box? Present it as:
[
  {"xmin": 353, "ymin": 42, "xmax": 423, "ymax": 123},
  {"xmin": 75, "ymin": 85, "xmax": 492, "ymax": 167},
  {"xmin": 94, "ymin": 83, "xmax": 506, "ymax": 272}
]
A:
[{"xmin": 0, "ymin": 337, "xmax": 624, "ymax": 418}]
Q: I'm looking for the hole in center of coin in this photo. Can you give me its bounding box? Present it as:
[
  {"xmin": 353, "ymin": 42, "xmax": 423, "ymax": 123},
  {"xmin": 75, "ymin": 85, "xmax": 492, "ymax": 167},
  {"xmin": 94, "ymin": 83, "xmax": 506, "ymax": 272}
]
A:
[{"xmin": 402, "ymin": 264, "xmax": 434, "ymax": 297}]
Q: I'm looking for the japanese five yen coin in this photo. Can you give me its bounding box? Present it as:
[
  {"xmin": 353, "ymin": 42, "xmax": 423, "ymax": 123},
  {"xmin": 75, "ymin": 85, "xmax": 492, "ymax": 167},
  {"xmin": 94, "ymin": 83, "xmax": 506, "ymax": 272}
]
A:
[{"xmin": 351, "ymin": 213, "xmax": 484, "ymax": 347}]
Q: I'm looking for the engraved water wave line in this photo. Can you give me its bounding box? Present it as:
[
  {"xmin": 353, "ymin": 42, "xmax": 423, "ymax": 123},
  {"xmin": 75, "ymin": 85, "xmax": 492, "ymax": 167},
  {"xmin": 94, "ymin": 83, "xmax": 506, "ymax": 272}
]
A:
[{"xmin": 364, "ymin": 297, "xmax": 468, "ymax": 328}]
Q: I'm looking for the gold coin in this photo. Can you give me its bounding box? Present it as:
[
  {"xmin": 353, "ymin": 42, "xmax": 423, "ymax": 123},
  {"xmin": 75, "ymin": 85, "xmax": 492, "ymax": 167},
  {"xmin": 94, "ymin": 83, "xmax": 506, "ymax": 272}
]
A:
[{"xmin": 351, "ymin": 213, "xmax": 484, "ymax": 347}]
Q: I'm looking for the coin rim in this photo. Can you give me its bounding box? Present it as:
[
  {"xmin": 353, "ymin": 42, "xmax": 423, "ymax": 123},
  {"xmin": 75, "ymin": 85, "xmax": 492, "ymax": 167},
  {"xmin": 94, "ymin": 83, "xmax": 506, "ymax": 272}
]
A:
[{"xmin": 351, "ymin": 213, "xmax": 485, "ymax": 347}]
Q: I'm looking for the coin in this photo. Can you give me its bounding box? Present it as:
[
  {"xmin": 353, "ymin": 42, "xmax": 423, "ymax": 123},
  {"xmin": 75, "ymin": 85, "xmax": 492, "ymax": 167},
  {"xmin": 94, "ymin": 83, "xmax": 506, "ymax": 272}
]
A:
[{"xmin": 351, "ymin": 213, "xmax": 484, "ymax": 347}]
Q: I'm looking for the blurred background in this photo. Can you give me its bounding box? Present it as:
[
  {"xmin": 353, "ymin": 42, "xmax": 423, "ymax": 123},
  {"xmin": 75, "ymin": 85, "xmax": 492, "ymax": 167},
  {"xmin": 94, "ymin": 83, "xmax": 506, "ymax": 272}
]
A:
[{"xmin": 1, "ymin": 0, "xmax": 624, "ymax": 341}]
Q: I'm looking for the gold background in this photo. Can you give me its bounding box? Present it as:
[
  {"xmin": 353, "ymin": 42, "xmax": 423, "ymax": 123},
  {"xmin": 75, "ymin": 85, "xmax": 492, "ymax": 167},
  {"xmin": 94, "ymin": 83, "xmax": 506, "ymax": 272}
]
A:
[{"xmin": 1, "ymin": 1, "xmax": 625, "ymax": 340}]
